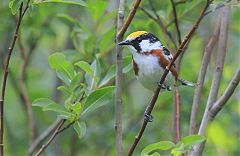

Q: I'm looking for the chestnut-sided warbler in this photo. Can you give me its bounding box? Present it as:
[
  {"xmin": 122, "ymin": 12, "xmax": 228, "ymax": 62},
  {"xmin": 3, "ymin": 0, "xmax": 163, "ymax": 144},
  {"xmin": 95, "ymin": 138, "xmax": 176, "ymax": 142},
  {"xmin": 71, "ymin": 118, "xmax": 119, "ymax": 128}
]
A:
[{"xmin": 118, "ymin": 31, "xmax": 194, "ymax": 91}]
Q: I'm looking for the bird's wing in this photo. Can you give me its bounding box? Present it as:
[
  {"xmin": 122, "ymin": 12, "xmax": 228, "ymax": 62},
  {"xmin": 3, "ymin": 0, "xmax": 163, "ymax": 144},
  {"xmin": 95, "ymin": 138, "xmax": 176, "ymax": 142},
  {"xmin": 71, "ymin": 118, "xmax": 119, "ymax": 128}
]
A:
[
  {"xmin": 145, "ymin": 49, "xmax": 178, "ymax": 80},
  {"xmin": 132, "ymin": 57, "xmax": 139, "ymax": 76},
  {"xmin": 162, "ymin": 47, "xmax": 176, "ymax": 67}
]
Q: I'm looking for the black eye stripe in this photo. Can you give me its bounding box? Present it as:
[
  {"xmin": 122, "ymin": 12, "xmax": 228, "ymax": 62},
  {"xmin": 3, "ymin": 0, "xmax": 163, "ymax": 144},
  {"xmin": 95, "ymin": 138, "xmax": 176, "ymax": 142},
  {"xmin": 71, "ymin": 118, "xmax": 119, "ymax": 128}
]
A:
[{"xmin": 134, "ymin": 33, "xmax": 160, "ymax": 43}]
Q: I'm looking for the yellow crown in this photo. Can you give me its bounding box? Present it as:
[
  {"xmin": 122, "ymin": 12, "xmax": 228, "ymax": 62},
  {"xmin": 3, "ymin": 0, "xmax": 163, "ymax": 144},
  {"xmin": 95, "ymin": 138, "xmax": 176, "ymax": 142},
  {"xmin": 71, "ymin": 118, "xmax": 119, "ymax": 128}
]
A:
[{"xmin": 127, "ymin": 31, "xmax": 148, "ymax": 40}]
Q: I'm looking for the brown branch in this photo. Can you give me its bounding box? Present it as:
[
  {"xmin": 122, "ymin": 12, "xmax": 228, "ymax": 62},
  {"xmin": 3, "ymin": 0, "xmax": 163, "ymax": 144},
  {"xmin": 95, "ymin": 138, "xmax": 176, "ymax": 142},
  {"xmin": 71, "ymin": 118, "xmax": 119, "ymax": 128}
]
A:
[
  {"xmin": 189, "ymin": 15, "xmax": 221, "ymax": 134},
  {"xmin": 170, "ymin": 0, "xmax": 181, "ymax": 45},
  {"xmin": 167, "ymin": 0, "xmax": 234, "ymax": 29},
  {"xmin": 170, "ymin": 0, "xmax": 182, "ymax": 143},
  {"xmin": 173, "ymin": 87, "xmax": 181, "ymax": 142},
  {"xmin": 34, "ymin": 120, "xmax": 66, "ymax": 156},
  {"xmin": 117, "ymin": 0, "xmax": 142, "ymax": 38},
  {"xmin": 127, "ymin": 1, "xmax": 212, "ymax": 155},
  {"xmin": 0, "ymin": 1, "xmax": 30, "ymax": 155},
  {"xmin": 191, "ymin": 6, "xmax": 230, "ymax": 156},
  {"xmin": 18, "ymin": 35, "xmax": 39, "ymax": 146}
]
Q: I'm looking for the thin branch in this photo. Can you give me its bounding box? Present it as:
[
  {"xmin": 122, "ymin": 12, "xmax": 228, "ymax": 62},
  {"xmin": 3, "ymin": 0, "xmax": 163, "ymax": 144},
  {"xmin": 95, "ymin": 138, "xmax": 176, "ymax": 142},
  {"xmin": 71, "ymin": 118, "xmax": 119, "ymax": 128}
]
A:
[
  {"xmin": 191, "ymin": 6, "xmax": 231, "ymax": 156},
  {"xmin": 173, "ymin": 87, "xmax": 181, "ymax": 142},
  {"xmin": 0, "ymin": 1, "xmax": 30, "ymax": 155},
  {"xmin": 189, "ymin": 15, "xmax": 221, "ymax": 134},
  {"xmin": 127, "ymin": 1, "xmax": 212, "ymax": 155},
  {"xmin": 28, "ymin": 118, "xmax": 62, "ymax": 155},
  {"xmin": 166, "ymin": 0, "xmax": 233, "ymax": 28},
  {"xmin": 210, "ymin": 68, "xmax": 240, "ymax": 116},
  {"xmin": 170, "ymin": 0, "xmax": 181, "ymax": 45},
  {"xmin": 18, "ymin": 36, "xmax": 39, "ymax": 146},
  {"xmin": 34, "ymin": 120, "xmax": 66, "ymax": 156},
  {"xmin": 170, "ymin": 0, "xmax": 182, "ymax": 143},
  {"xmin": 115, "ymin": 0, "xmax": 125, "ymax": 156},
  {"xmin": 116, "ymin": 0, "xmax": 142, "ymax": 155},
  {"xmin": 117, "ymin": 0, "xmax": 142, "ymax": 38}
]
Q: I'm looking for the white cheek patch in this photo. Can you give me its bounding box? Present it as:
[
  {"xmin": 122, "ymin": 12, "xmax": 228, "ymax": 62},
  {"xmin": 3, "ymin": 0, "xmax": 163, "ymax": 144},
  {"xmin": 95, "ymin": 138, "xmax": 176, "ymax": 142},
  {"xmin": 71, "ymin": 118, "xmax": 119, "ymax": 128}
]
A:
[{"xmin": 139, "ymin": 40, "xmax": 162, "ymax": 52}]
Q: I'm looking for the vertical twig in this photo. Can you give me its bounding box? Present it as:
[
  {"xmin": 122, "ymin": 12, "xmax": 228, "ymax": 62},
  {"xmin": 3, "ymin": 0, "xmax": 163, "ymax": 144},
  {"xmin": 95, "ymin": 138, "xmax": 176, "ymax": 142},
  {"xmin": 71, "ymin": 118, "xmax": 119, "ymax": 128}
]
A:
[
  {"xmin": 115, "ymin": 0, "xmax": 125, "ymax": 155},
  {"xmin": 127, "ymin": 1, "xmax": 212, "ymax": 155},
  {"xmin": 0, "ymin": 1, "xmax": 30, "ymax": 155},
  {"xmin": 18, "ymin": 36, "xmax": 39, "ymax": 145},
  {"xmin": 173, "ymin": 87, "xmax": 181, "ymax": 142},
  {"xmin": 189, "ymin": 15, "xmax": 221, "ymax": 134},
  {"xmin": 115, "ymin": 0, "xmax": 142, "ymax": 155},
  {"xmin": 170, "ymin": 0, "xmax": 181, "ymax": 45},
  {"xmin": 170, "ymin": 0, "xmax": 182, "ymax": 143},
  {"xmin": 191, "ymin": 6, "xmax": 231, "ymax": 156}
]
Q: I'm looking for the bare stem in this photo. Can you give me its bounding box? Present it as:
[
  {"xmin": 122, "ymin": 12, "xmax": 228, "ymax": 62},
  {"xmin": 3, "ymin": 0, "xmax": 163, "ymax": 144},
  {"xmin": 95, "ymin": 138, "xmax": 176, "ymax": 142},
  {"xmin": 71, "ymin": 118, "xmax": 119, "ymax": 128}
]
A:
[
  {"xmin": 34, "ymin": 120, "xmax": 66, "ymax": 156},
  {"xmin": 127, "ymin": 1, "xmax": 212, "ymax": 155},
  {"xmin": 170, "ymin": 0, "xmax": 181, "ymax": 45},
  {"xmin": 115, "ymin": 0, "xmax": 125, "ymax": 155},
  {"xmin": 189, "ymin": 15, "xmax": 221, "ymax": 134},
  {"xmin": 115, "ymin": 0, "xmax": 142, "ymax": 155},
  {"xmin": 0, "ymin": 1, "xmax": 30, "ymax": 155},
  {"xmin": 173, "ymin": 87, "xmax": 181, "ymax": 142},
  {"xmin": 28, "ymin": 118, "xmax": 62, "ymax": 155},
  {"xmin": 191, "ymin": 6, "xmax": 231, "ymax": 156}
]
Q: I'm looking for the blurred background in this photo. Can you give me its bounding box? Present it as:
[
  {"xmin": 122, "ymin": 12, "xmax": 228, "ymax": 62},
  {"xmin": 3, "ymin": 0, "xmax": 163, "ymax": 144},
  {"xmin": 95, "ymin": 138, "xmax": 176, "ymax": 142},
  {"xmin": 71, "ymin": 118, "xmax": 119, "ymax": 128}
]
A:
[{"xmin": 0, "ymin": 0, "xmax": 239, "ymax": 155}]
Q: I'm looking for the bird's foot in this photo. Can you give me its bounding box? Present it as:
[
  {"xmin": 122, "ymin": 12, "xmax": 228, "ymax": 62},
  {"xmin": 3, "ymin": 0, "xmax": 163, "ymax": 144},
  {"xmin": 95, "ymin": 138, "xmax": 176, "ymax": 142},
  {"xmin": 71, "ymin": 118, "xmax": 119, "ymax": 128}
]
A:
[
  {"xmin": 157, "ymin": 81, "xmax": 166, "ymax": 89},
  {"xmin": 144, "ymin": 113, "xmax": 153, "ymax": 122}
]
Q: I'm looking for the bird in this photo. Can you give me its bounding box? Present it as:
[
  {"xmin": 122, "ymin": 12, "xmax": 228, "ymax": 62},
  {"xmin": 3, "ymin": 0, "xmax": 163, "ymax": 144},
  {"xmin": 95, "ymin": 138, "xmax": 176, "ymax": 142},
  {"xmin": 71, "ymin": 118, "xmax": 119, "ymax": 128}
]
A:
[{"xmin": 118, "ymin": 31, "xmax": 194, "ymax": 92}]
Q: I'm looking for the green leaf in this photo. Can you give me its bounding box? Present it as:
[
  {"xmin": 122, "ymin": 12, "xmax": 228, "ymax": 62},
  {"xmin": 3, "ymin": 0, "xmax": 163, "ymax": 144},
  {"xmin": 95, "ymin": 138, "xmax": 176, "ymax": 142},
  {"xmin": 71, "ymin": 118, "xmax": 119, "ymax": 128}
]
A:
[
  {"xmin": 33, "ymin": 0, "xmax": 87, "ymax": 6},
  {"xmin": 98, "ymin": 56, "xmax": 132, "ymax": 87},
  {"xmin": 82, "ymin": 86, "xmax": 115, "ymax": 116},
  {"xmin": 57, "ymin": 85, "xmax": 71, "ymax": 95},
  {"xmin": 87, "ymin": 0, "xmax": 107, "ymax": 22},
  {"xmin": 69, "ymin": 72, "xmax": 83, "ymax": 91},
  {"xmin": 73, "ymin": 121, "xmax": 86, "ymax": 138},
  {"xmin": 32, "ymin": 98, "xmax": 55, "ymax": 108},
  {"xmin": 98, "ymin": 65, "xmax": 115, "ymax": 87},
  {"xmin": 85, "ymin": 58, "xmax": 101, "ymax": 90},
  {"xmin": 171, "ymin": 148, "xmax": 183, "ymax": 156},
  {"xmin": 9, "ymin": 0, "xmax": 23, "ymax": 15},
  {"xmin": 141, "ymin": 141, "xmax": 175, "ymax": 156},
  {"xmin": 182, "ymin": 135, "xmax": 206, "ymax": 148},
  {"xmin": 33, "ymin": 98, "xmax": 71, "ymax": 115},
  {"xmin": 67, "ymin": 102, "xmax": 82, "ymax": 117},
  {"xmin": 48, "ymin": 53, "xmax": 75, "ymax": 84},
  {"xmin": 75, "ymin": 61, "xmax": 94, "ymax": 76},
  {"xmin": 44, "ymin": 103, "xmax": 69, "ymax": 114}
]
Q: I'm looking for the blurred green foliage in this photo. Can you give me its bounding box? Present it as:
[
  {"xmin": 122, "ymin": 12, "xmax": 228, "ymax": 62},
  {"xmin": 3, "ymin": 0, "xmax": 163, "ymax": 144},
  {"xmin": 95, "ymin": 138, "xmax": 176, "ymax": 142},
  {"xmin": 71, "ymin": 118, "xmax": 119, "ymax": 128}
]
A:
[{"xmin": 0, "ymin": 0, "xmax": 239, "ymax": 155}]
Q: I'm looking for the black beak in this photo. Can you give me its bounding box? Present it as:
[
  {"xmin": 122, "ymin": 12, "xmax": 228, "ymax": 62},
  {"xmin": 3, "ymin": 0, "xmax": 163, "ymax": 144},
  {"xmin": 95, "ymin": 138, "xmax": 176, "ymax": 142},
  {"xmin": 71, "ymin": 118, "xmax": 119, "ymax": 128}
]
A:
[{"xmin": 118, "ymin": 40, "xmax": 130, "ymax": 45}]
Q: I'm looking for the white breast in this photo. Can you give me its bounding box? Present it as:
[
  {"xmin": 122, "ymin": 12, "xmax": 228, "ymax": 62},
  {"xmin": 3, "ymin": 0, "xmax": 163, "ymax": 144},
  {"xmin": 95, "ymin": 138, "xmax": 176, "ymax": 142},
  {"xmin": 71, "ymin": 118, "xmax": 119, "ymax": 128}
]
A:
[{"xmin": 133, "ymin": 53, "xmax": 175, "ymax": 91}]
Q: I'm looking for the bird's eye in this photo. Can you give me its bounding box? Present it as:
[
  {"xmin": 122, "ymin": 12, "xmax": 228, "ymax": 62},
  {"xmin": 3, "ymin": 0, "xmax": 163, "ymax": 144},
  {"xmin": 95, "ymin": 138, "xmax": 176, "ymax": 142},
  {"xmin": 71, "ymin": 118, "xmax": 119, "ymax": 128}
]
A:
[{"xmin": 136, "ymin": 38, "xmax": 142, "ymax": 42}]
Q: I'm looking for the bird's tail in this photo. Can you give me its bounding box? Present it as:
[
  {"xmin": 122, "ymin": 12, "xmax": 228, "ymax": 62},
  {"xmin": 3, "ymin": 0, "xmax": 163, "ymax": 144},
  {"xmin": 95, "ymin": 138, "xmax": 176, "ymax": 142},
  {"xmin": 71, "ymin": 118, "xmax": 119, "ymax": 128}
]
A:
[{"xmin": 177, "ymin": 78, "xmax": 195, "ymax": 87}]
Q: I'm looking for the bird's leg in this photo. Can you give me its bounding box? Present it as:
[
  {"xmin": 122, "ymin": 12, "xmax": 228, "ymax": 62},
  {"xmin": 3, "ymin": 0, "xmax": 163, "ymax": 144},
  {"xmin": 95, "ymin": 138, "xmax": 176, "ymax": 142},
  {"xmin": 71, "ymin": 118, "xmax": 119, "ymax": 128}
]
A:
[{"xmin": 144, "ymin": 105, "xmax": 153, "ymax": 122}]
